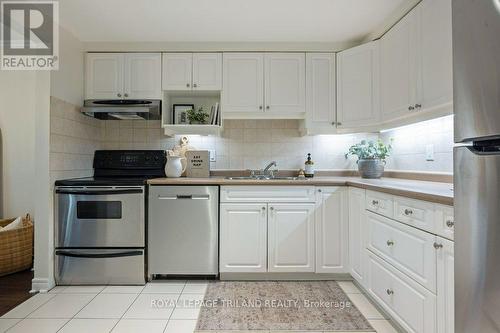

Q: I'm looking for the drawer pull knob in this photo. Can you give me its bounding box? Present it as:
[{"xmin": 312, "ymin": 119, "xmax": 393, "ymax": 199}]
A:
[
  {"xmin": 387, "ymin": 240, "xmax": 395, "ymax": 246},
  {"xmin": 446, "ymin": 220, "xmax": 454, "ymax": 228},
  {"xmin": 386, "ymin": 289, "xmax": 394, "ymax": 295},
  {"xmin": 434, "ymin": 242, "xmax": 443, "ymax": 249},
  {"xmin": 404, "ymin": 209, "xmax": 413, "ymax": 216},
  {"xmin": 372, "ymin": 200, "xmax": 379, "ymax": 206}
]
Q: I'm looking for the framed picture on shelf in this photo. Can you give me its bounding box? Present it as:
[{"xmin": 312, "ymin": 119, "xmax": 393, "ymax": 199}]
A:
[{"xmin": 172, "ymin": 104, "xmax": 194, "ymax": 125}]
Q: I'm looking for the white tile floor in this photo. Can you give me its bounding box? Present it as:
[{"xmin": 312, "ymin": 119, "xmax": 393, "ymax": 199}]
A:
[{"xmin": 0, "ymin": 280, "xmax": 398, "ymax": 333}]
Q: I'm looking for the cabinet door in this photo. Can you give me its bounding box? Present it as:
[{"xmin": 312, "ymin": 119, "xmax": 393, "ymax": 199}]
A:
[
  {"xmin": 380, "ymin": 10, "xmax": 418, "ymax": 121},
  {"xmin": 337, "ymin": 42, "xmax": 380, "ymax": 129},
  {"xmin": 85, "ymin": 53, "xmax": 124, "ymax": 99},
  {"xmin": 315, "ymin": 187, "xmax": 348, "ymax": 273},
  {"xmin": 220, "ymin": 203, "xmax": 267, "ymax": 272},
  {"xmin": 222, "ymin": 53, "xmax": 264, "ymax": 113},
  {"xmin": 349, "ymin": 187, "xmax": 367, "ymax": 286},
  {"xmin": 162, "ymin": 53, "xmax": 193, "ymax": 90},
  {"xmin": 192, "ymin": 53, "xmax": 222, "ymax": 91},
  {"xmin": 268, "ymin": 203, "xmax": 315, "ymax": 272},
  {"xmin": 123, "ymin": 53, "xmax": 161, "ymax": 99},
  {"xmin": 416, "ymin": 0, "xmax": 453, "ymax": 113},
  {"xmin": 264, "ymin": 53, "xmax": 306, "ymax": 114},
  {"xmin": 436, "ymin": 237, "xmax": 454, "ymax": 333},
  {"xmin": 305, "ymin": 53, "xmax": 336, "ymax": 132}
]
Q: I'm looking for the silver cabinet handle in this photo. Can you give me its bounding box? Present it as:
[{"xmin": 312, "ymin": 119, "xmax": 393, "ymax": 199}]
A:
[
  {"xmin": 124, "ymin": 93, "xmax": 129, "ymax": 98},
  {"xmin": 318, "ymin": 189, "xmax": 322, "ymax": 193},
  {"xmin": 270, "ymin": 207, "xmax": 274, "ymax": 211},
  {"xmin": 387, "ymin": 240, "xmax": 395, "ymax": 246},
  {"xmin": 415, "ymin": 103, "xmax": 422, "ymax": 109},
  {"xmin": 386, "ymin": 289, "xmax": 394, "ymax": 295},
  {"xmin": 337, "ymin": 122, "xmax": 342, "ymax": 126},
  {"xmin": 434, "ymin": 242, "xmax": 443, "ymax": 249},
  {"xmin": 446, "ymin": 220, "xmax": 454, "ymax": 228},
  {"xmin": 408, "ymin": 106, "xmax": 415, "ymax": 111},
  {"xmin": 266, "ymin": 106, "xmax": 270, "ymax": 110},
  {"xmin": 158, "ymin": 195, "xmax": 209, "ymax": 200},
  {"xmin": 404, "ymin": 209, "xmax": 413, "ymax": 216},
  {"xmin": 372, "ymin": 200, "xmax": 379, "ymax": 205},
  {"xmin": 117, "ymin": 93, "xmax": 122, "ymax": 97},
  {"xmin": 261, "ymin": 206, "xmax": 266, "ymax": 211},
  {"xmin": 186, "ymin": 83, "xmax": 190, "ymax": 88},
  {"xmin": 331, "ymin": 122, "xmax": 336, "ymax": 126},
  {"xmin": 259, "ymin": 105, "xmax": 263, "ymax": 110},
  {"xmin": 193, "ymin": 83, "xmax": 198, "ymax": 88}
]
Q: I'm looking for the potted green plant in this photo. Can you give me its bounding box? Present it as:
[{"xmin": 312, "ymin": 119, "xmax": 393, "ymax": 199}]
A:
[
  {"xmin": 345, "ymin": 139, "xmax": 393, "ymax": 179},
  {"xmin": 187, "ymin": 107, "xmax": 209, "ymax": 125}
]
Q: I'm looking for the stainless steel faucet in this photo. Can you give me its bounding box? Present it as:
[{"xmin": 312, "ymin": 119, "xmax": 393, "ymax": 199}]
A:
[{"xmin": 263, "ymin": 161, "xmax": 277, "ymax": 173}]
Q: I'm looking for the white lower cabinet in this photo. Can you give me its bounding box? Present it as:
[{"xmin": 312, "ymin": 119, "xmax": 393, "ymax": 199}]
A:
[
  {"xmin": 315, "ymin": 187, "xmax": 349, "ymax": 273},
  {"xmin": 436, "ymin": 237, "xmax": 454, "ymax": 333},
  {"xmin": 268, "ymin": 203, "xmax": 315, "ymax": 272},
  {"xmin": 367, "ymin": 252, "xmax": 437, "ymax": 333},
  {"xmin": 220, "ymin": 203, "xmax": 267, "ymax": 272},
  {"xmin": 348, "ymin": 187, "xmax": 367, "ymax": 283}
]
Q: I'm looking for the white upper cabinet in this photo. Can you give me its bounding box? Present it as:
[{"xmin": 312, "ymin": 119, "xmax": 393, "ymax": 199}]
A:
[
  {"xmin": 264, "ymin": 53, "xmax": 306, "ymax": 114},
  {"xmin": 162, "ymin": 53, "xmax": 222, "ymax": 91},
  {"xmin": 380, "ymin": 0, "xmax": 453, "ymax": 124},
  {"xmin": 337, "ymin": 42, "xmax": 380, "ymax": 129},
  {"xmin": 417, "ymin": 0, "xmax": 453, "ymax": 113},
  {"xmin": 268, "ymin": 203, "xmax": 315, "ymax": 272},
  {"xmin": 380, "ymin": 10, "xmax": 418, "ymax": 122},
  {"xmin": 222, "ymin": 53, "xmax": 265, "ymax": 113},
  {"xmin": 85, "ymin": 53, "xmax": 124, "ymax": 99},
  {"xmin": 85, "ymin": 53, "xmax": 161, "ymax": 100},
  {"xmin": 305, "ymin": 53, "xmax": 336, "ymax": 133},
  {"xmin": 123, "ymin": 53, "xmax": 162, "ymax": 99},
  {"xmin": 192, "ymin": 53, "xmax": 222, "ymax": 90},
  {"xmin": 315, "ymin": 187, "xmax": 349, "ymax": 274},
  {"xmin": 162, "ymin": 53, "xmax": 193, "ymax": 90}
]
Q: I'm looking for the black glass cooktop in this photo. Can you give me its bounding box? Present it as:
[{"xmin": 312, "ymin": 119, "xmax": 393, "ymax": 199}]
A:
[{"xmin": 54, "ymin": 176, "xmax": 156, "ymax": 187}]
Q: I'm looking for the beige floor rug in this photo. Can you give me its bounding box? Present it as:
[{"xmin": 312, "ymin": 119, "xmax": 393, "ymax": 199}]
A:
[{"xmin": 195, "ymin": 281, "xmax": 374, "ymax": 332}]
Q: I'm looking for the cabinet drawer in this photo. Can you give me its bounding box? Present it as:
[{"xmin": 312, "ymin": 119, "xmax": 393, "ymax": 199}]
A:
[
  {"xmin": 367, "ymin": 252, "xmax": 436, "ymax": 333},
  {"xmin": 367, "ymin": 211, "xmax": 436, "ymax": 292},
  {"xmin": 393, "ymin": 196, "xmax": 435, "ymax": 233},
  {"xmin": 434, "ymin": 204, "xmax": 454, "ymax": 240},
  {"xmin": 366, "ymin": 190, "xmax": 394, "ymax": 218},
  {"xmin": 221, "ymin": 186, "xmax": 316, "ymax": 203}
]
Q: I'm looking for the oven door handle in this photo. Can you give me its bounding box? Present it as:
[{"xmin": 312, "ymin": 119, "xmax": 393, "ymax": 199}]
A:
[
  {"xmin": 55, "ymin": 250, "xmax": 143, "ymax": 258},
  {"xmin": 55, "ymin": 189, "xmax": 143, "ymax": 195}
]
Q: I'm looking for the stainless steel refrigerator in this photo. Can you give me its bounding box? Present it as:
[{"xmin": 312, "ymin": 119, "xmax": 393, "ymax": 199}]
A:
[{"xmin": 453, "ymin": 0, "xmax": 500, "ymax": 332}]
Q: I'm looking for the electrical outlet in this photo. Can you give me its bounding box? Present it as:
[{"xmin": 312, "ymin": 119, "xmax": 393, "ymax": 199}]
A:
[
  {"xmin": 425, "ymin": 144, "xmax": 434, "ymax": 161},
  {"xmin": 209, "ymin": 150, "xmax": 216, "ymax": 162}
]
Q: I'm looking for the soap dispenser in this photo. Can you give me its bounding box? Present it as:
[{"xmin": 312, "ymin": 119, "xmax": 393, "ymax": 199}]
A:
[{"xmin": 304, "ymin": 153, "xmax": 315, "ymax": 178}]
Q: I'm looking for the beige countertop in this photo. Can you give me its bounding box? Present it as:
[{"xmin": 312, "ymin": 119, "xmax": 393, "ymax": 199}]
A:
[{"xmin": 148, "ymin": 176, "xmax": 454, "ymax": 206}]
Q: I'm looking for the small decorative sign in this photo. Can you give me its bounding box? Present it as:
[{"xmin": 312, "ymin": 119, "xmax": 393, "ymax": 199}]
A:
[{"xmin": 185, "ymin": 150, "xmax": 210, "ymax": 178}]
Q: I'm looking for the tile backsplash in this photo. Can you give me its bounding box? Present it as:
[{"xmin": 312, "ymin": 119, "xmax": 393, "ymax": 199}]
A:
[
  {"xmin": 380, "ymin": 115, "xmax": 454, "ymax": 173},
  {"xmin": 50, "ymin": 96, "xmax": 454, "ymax": 179}
]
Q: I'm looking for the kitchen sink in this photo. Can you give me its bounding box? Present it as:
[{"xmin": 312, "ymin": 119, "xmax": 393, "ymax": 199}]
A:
[{"xmin": 225, "ymin": 176, "xmax": 301, "ymax": 181}]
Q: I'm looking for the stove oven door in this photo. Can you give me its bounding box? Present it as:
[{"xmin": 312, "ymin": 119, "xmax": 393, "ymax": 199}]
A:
[{"xmin": 55, "ymin": 187, "xmax": 145, "ymax": 247}]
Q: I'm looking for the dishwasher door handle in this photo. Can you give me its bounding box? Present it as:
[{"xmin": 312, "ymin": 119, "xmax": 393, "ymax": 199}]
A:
[{"xmin": 157, "ymin": 194, "xmax": 210, "ymax": 200}]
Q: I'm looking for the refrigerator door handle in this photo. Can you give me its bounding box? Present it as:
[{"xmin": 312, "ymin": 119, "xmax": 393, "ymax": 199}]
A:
[{"xmin": 55, "ymin": 250, "xmax": 143, "ymax": 258}]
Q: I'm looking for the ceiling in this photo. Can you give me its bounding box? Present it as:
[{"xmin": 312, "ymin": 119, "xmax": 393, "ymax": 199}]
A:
[{"xmin": 59, "ymin": 0, "xmax": 410, "ymax": 43}]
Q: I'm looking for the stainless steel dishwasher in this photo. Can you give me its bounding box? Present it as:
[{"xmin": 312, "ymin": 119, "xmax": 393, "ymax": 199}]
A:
[{"xmin": 148, "ymin": 186, "xmax": 218, "ymax": 278}]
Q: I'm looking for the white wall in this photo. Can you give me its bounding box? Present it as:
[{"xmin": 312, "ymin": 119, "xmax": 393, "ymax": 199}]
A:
[
  {"xmin": 50, "ymin": 27, "xmax": 84, "ymax": 106},
  {"xmin": 0, "ymin": 72, "xmax": 37, "ymax": 218}
]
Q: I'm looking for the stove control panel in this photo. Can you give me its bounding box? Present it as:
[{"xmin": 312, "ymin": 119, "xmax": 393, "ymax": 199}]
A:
[{"xmin": 93, "ymin": 150, "xmax": 166, "ymax": 170}]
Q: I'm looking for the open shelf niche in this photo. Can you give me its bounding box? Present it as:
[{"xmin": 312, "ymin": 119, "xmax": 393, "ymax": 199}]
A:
[{"xmin": 161, "ymin": 91, "xmax": 223, "ymax": 136}]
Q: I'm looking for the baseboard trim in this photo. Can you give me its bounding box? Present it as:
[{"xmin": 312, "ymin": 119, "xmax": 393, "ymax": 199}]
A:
[
  {"xmin": 220, "ymin": 272, "xmax": 351, "ymax": 280},
  {"xmin": 31, "ymin": 277, "xmax": 55, "ymax": 293}
]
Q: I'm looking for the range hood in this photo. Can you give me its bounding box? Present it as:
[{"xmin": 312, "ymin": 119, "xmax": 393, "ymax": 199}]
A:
[{"xmin": 81, "ymin": 99, "xmax": 161, "ymax": 120}]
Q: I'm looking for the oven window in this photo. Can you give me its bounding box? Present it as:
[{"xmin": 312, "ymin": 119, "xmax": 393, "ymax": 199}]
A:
[{"xmin": 77, "ymin": 201, "xmax": 122, "ymax": 219}]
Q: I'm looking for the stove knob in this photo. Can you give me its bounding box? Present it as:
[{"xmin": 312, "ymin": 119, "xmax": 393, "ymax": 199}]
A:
[{"xmin": 154, "ymin": 156, "xmax": 159, "ymax": 161}]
